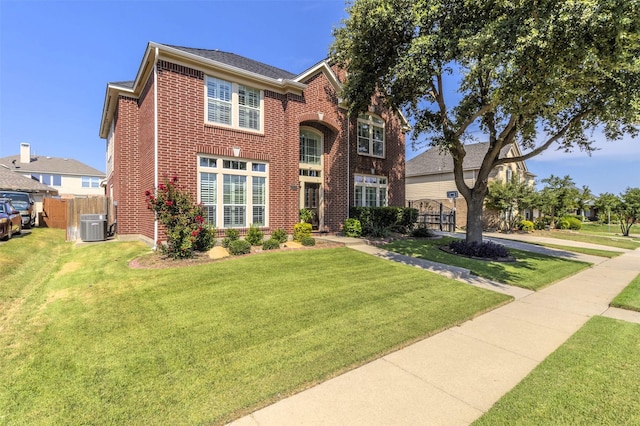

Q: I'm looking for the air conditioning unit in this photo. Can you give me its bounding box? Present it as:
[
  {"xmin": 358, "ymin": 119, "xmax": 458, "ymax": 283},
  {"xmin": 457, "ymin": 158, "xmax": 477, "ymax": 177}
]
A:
[{"xmin": 80, "ymin": 214, "xmax": 107, "ymax": 242}]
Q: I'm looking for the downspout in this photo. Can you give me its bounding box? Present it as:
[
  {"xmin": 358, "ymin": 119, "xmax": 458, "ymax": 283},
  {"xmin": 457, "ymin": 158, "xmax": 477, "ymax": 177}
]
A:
[
  {"xmin": 153, "ymin": 47, "xmax": 159, "ymax": 249},
  {"xmin": 346, "ymin": 112, "xmax": 350, "ymax": 221}
]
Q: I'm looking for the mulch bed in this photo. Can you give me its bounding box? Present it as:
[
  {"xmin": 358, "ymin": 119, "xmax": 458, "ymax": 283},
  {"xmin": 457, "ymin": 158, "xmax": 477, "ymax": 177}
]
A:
[
  {"xmin": 439, "ymin": 245, "xmax": 516, "ymax": 262},
  {"xmin": 129, "ymin": 238, "xmax": 344, "ymax": 269}
]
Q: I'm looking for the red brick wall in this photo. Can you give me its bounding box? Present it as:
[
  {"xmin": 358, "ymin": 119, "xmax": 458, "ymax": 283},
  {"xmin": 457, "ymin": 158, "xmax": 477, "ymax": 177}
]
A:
[{"xmin": 110, "ymin": 59, "xmax": 406, "ymax": 241}]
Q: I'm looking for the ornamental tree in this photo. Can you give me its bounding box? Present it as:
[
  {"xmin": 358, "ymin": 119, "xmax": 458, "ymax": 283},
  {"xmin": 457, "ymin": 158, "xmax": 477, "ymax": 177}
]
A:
[
  {"xmin": 145, "ymin": 176, "xmax": 215, "ymax": 259},
  {"xmin": 485, "ymin": 175, "xmax": 535, "ymax": 232},
  {"xmin": 616, "ymin": 187, "xmax": 640, "ymax": 236},
  {"xmin": 331, "ymin": 0, "xmax": 640, "ymax": 243}
]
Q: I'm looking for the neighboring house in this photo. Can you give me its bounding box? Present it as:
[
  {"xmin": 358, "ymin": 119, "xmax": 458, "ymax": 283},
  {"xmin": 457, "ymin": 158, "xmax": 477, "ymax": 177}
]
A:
[
  {"xmin": 99, "ymin": 42, "xmax": 408, "ymax": 245},
  {"xmin": 0, "ymin": 143, "xmax": 106, "ymax": 198},
  {"xmin": 0, "ymin": 164, "xmax": 59, "ymax": 225},
  {"xmin": 405, "ymin": 142, "xmax": 535, "ymax": 228}
]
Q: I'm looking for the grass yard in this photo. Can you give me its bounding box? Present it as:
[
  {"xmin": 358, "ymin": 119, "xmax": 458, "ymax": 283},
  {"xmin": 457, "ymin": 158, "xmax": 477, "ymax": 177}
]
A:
[
  {"xmin": 531, "ymin": 229, "xmax": 640, "ymax": 250},
  {"xmin": 473, "ymin": 316, "xmax": 640, "ymax": 425},
  {"xmin": 383, "ymin": 237, "xmax": 589, "ymax": 290},
  {"xmin": 611, "ymin": 274, "xmax": 640, "ymax": 312},
  {"xmin": 0, "ymin": 229, "xmax": 510, "ymax": 425},
  {"xmin": 528, "ymin": 242, "xmax": 623, "ymax": 259}
]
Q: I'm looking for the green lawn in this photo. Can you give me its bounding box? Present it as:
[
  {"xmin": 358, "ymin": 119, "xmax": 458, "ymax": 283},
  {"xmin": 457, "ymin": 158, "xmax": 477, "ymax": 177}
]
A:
[
  {"xmin": 474, "ymin": 316, "xmax": 640, "ymax": 425},
  {"xmin": 383, "ymin": 237, "xmax": 590, "ymax": 290},
  {"xmin": 532, "ymin": 229, "xmax": 640, "ymax": 250},
  {"xmin": 530, "ymin": 242, "xmax": 623, "ymax": 258},
  {"xmin": 611, "ymin": 274, "xmax": 640, "ymax": 312},
  {"xmin": 0, "ymin": 228, "xmax": 510, "ymax": 425}
]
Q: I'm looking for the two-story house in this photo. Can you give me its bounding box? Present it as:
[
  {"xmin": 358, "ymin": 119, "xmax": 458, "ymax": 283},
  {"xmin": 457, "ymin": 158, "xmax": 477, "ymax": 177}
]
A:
[
  {"xmin": 406, "ymin": 142, "xmax": 535, "ymax": 228},
  {"xmin": 0, "ymin": 143, "xmax": 106, "ymax": 198},
  {"xmin": 99, "ymin": 42, "xmax": 408, "ymax": 245}
]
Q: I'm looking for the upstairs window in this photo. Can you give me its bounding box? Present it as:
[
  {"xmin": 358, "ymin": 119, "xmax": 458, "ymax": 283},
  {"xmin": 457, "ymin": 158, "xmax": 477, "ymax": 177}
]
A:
[
  {"xmin": 357, "ymin": 114, "xmax": 385, "ymax": 158},
  {"xmin": 82, "ymin": 176, "xmax": 100, "ymax": 188},
  {"xmin": 300, "ymin": 129, "xmax": 322, "ymax": 165},
  {"xmin": 205, "ymin": 76, "xmax": 262, "ymax": 131}
]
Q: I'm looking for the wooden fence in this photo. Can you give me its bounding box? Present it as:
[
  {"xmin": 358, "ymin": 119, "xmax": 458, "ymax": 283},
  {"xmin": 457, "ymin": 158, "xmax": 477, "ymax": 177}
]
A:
[{"xmin": 42, "ymin": 197, "xmax": 115, "ymax": 241}]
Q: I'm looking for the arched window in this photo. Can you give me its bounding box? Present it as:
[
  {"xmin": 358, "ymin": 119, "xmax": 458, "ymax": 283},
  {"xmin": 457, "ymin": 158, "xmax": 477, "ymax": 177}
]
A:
[{"xmin": 300, "ymin": 129, "xmax": 322, "ymax": 165}]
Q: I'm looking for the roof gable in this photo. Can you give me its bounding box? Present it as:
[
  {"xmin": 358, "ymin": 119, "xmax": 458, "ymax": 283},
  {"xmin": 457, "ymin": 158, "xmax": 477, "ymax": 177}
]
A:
[{"xmin": 406, "ymin": 142, "xmax": 520, "ymax": 177}]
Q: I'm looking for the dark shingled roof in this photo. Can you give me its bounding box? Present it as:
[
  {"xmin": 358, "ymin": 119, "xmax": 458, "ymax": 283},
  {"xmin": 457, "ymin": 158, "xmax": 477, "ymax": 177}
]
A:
[
  {"xmin": 0, "ymin": 155, "xmax": 105, "ymax": 177},
  {"xmin": 406, "ymin": 142, "xmax": 513, "ymax": 177},
  {"xmin": 165, "ymin": 44, "xmax": 297, "ymax": 80},
  {"xmin": 0, "ymin": 166, "xmax": 59, "ymax": 193}
]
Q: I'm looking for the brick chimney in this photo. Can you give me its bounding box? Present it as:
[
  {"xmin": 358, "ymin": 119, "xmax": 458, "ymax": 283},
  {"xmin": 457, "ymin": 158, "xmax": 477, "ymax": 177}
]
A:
[{"xmin": 20, "ymin": 143, "xmax": 30, "ymax": 163}]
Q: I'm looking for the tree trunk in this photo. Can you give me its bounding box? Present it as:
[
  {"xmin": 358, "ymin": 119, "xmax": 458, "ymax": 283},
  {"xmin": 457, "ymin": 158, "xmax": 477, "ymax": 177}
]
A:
[{"xmin": 466, "ymin": 192, "xmax": 486, "ymax": 244}]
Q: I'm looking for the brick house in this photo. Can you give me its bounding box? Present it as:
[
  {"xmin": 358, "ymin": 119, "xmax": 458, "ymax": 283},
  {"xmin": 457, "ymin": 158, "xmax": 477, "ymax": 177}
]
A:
[{"xmin": 99, "ymin": 42, "xmax": 408, "ymax": 245}]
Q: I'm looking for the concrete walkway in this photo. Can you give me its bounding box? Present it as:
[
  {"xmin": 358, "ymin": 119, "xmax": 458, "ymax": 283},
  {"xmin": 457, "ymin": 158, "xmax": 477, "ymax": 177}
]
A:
[{"xmin": 230, "ymin": 234, "xmax": 640, "ymax": 426}]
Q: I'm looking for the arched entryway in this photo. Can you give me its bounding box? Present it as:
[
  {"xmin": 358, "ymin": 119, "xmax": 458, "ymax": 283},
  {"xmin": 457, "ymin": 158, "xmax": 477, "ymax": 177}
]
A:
[{"xmin": 299, "ymin": 127, "xmax": 323, "ymax": 230}]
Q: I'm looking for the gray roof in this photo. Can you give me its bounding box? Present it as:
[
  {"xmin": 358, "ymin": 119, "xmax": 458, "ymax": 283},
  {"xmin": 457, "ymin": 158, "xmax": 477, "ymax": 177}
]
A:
[
  {"xmin": 406, "ymin": 142, "xmax": 514, "ymax": 177},
  {"xmin": 0, "ymin": 155, "xmax": 105, "ymax": 177},
  {"xmin": 165, "ymin": 44, "xmax": 297, "ymax": 80},
  {"xmin": 0, "ymin": 166, "xmax": 59, "ymax": 194}
]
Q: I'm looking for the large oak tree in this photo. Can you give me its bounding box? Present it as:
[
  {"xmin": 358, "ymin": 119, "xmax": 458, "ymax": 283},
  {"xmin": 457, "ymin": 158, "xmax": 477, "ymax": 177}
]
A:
[{"xmin": 331, "ymin": 0, "xmax": 640, "ymax": 243}]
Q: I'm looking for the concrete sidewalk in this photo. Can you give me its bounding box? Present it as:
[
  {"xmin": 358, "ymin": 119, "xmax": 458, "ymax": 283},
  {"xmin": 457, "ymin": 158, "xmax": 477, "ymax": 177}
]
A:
[{"xmin": 230, "ymin": 236, "xmax": 640, "ymax": 426}]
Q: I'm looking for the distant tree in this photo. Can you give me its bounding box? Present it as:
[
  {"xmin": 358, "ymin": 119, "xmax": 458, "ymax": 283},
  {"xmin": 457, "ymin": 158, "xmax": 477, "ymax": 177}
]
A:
[
  {"xmin": 330, "ymin": 0, "xmax": 640, "ymax": 244},
  {"xmin": 538, "ymin": 175, "xmax": 579, "ymax": 228},
  {"xmin": 616, "ymin": 188, "xmax": 640, "ymax": 236},
  {"xmin": 594, "ymin": 192, "xmax": 620, "ymax": 224},
  {"xmin": 485, "ymin": 176, "xmax": 535, "ymax": 232}
]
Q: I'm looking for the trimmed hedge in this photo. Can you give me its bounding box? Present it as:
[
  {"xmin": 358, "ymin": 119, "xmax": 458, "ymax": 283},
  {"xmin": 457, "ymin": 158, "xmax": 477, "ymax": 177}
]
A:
[{"xmin": 349, "ymin": 206, "xmax": 418, "ymax": 236}]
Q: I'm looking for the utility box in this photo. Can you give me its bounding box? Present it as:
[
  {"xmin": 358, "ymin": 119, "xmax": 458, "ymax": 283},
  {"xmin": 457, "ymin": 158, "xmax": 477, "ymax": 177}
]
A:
[{"xmin": 80, "ymin": 214, "xmax": 107, "ymax": 242}]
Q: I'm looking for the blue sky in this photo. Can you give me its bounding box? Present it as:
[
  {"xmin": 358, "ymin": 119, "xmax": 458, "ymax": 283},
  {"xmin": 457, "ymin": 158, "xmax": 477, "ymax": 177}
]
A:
[{"xmin": 1, "ymin": 0, "xmax": 637, "ymax": 196}]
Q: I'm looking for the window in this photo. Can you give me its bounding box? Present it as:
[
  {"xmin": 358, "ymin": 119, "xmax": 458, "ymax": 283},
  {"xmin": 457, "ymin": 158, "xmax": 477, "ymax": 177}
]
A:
[
  {"xmin": 357, "ymin": 114, "xmax": 385, "ymax": 158},
  {"xmin": 198, "ymin": 155, "xmax": 268, "ymax": 228},
  {"xmin": 82, "ymin": 176, "xmax": 100, "ymax": 188},
  {"xmin": 205, "ymin": 76, "xmax": 262, "ymax": 131},
  {"xmin": 354, "ymin": 175, "xmax": 387, "ymax": 207},
  {"xmin": 206, "ymin": 77, "xmax": 232, "ymax": 126},
  {"xmin": 31, "ymin": 173, "xmax": 62, "ymax": 186},
  {"xmin": 300, "ymin": 129, "xmax": 322, "ymax": 165}
]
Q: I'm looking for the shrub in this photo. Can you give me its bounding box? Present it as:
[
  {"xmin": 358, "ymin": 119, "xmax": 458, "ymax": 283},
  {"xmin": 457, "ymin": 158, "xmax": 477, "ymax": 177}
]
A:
[
  {"xmin": 145, "ymin": 176, "xmax": 216, "ymax": 259},
  {"xmin": 262, "ymin": 238, "xmax": 281, "ymax": 250},
  {"xmin": 299, "ymin": 208, "xmax": 314, "ymax": 224},
  {"xmin": 271, "ymin": 228, "xmax": 288, "ymax": 244},
  {"xmin": 366, "ymin": 224, "xmax": 389, "ymax": 238},
  {"xmin": 349, "ymin": 206, "xmax": 418, "ymax": 236},
  {"xmin": 221, "ymin": 228, "xmax": 240, "ymax": 248},
  {"xmin": 411, "ymin": 225, "xmax": 433, "ymax": 238},
  {"xmin": 228, "ymin": 239, "xmax": 251, "ymax": 255},
  {"xmin": 519, "ymin": 220, "xmax": 534, "ymax": 232},
  {"xmin": 448, "ymin": 240, "xmax": 510, "ymax": 259},
  {"xmin": 556, "ymin": 218, "xmax": 570, "ymax": 230},
  {"xmin": 534, "ymin": 216, "xmax": 551, "ymax": 230},
  {"xmin": 245, "ymin": 224, "xmax": 264, "ymax": 246},
  {"xmin": 560, "ymin": 216, "xmax": 582, "ymax": 230},
  {"xmin": 343, "ymin": 218, "xmax": 362, "ymax": 237},
  {"xmin": 301, "ymin": 236, "xmax": 316, "ymax": 246},
  {"xmin": 293, "ymin": 222, "xmax": 312, "ymax": 242}
]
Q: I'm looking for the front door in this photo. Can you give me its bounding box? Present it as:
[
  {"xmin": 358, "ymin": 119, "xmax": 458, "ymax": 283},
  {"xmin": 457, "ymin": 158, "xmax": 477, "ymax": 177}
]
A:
[{"xmin": 304, "ymin": 182, "xmax": 320, "ymax": 230}]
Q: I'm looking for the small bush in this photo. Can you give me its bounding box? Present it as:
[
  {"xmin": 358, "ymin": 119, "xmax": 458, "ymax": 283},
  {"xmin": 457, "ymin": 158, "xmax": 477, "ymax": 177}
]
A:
[
  {"xmin": 262, "ymin": 238, "xmax": 281, "ymax": 250},
  {"xmin": 299, "ymin": 208, "xmax": 314, "ymax": 224},
  {"xmin": 343, "ymin": 218, "xmax": 362, "ymax": 237},
  {"xmin": 221, "ymin": 228, "xmax": 240, "ymax": 248},
  {"xmin": 228, "ymin": 239, "xmax": 251, "ymax": 255},
  {"xmin": 301, "ymin": 237, "xmax": 316, "ymax": 246},
  {"xmin": 271, "ymin": 228, "xmax": 288, "ymax": 244},
  {"xmin": 534, "ymin": 217, "xmax": 551, "ymax": 230},
  {"xmin": 245, "ymin": 224, "xmax": 264, "ymax": 246},
  {"xmin": 559, "ymin": 216, "xmax": 582, "ymax": 230},
  {"xmin": 293, "ymin": 222, "xmax": 312, "ymax": 242},
  {"xmin": 519, "ymin": 220, "xmax": 534, "ymax": 232},
  {"xmin": 411, "ymin": 225, "xmax": 433, "ymax": 238},
  {"xmin": 448, "ymin": 240, "xmax": 510, "ymax": 259},
  {"xmin": 366, "ymin": 224, "xmax": 389, "ymax": 238},
  {"xmin": 556, "ymin": 218, "xmax": 570, "ymax": 230}
]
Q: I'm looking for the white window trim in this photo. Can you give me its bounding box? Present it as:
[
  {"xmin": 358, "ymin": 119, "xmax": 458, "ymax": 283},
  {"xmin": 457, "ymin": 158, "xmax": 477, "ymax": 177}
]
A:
[
  {"xmin": 357, "ymin": 113, "xmax": 385, "ymax": 159},
  {"xmin": 354, "ymin": 174, "xmax": 388, "ymax": 207},
  {"xmin": 204, "ymin": 75, "xmax": 264, "ymax": 133},
  {"xmin": 197, "ymin": 155, "xmax": 269, "ymax": 228}
]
